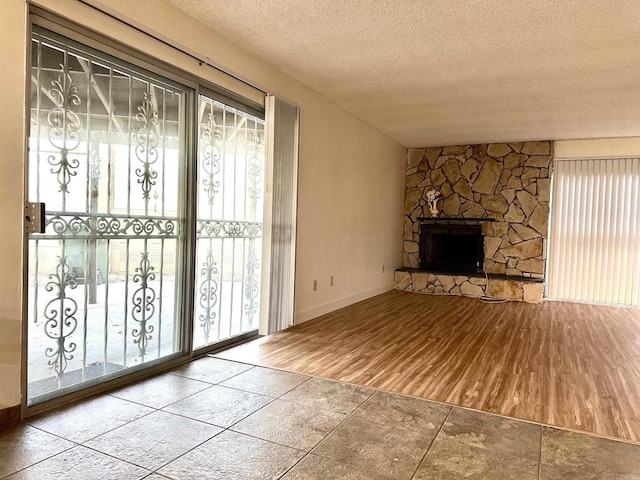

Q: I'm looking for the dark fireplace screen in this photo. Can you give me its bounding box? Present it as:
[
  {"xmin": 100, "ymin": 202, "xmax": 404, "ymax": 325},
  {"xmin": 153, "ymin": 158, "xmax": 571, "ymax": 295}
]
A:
[{"xmin": 420, "ymin": 224, "xmax": 484, "ymax": 274}]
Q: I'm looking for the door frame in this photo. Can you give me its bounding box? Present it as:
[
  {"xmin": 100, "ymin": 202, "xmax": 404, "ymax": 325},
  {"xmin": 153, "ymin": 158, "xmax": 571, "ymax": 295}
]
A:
[{"xmin": 22, "ymin": 7, "xmax": 265, "ymax": 418}]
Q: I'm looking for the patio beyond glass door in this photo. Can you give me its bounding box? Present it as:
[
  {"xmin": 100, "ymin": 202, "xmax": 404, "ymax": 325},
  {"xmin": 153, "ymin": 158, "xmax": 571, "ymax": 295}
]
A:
[
  {"xmin": 26, "ymin": 29, "xmax": 190, "ymax": 404},
  {"xmin": 193, "ymin": 94, "xmax": 265, "ymax": 349}
]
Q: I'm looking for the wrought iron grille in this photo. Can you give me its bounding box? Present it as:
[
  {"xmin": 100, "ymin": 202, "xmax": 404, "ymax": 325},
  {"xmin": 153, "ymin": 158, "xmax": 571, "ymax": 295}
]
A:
[
  {"xmin": 27, "ymin": 29, "xmax": 189, "ymax": 403},
  {"xmin": 193, "ymin": 94, "xmax": 265, "ymax": 349}
]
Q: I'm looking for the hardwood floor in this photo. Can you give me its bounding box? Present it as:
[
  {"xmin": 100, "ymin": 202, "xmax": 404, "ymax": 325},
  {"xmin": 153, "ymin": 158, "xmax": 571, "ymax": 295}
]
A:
[{"xmin": 217, "ymin": 290, "xmax": 640, "ymax": 442}]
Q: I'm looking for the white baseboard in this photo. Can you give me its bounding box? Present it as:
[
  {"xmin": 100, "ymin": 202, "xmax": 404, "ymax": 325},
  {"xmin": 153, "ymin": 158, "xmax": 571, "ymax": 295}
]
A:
[{"xmin": 294, "ymin": 283, "xmax": 394, "ymax": 324}]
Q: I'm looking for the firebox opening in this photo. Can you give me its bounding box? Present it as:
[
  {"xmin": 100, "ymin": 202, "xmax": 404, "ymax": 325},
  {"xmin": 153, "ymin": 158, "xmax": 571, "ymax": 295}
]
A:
[{"xmin": 419, "ymin": 224, "xmax": 484, "ymax": 274}]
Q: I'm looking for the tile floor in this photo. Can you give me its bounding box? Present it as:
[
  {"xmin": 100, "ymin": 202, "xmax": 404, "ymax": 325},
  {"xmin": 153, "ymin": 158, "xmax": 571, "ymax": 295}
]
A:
[{"xmin": 2, "ymin": 356, "xmax": 640, "ymax": 479}]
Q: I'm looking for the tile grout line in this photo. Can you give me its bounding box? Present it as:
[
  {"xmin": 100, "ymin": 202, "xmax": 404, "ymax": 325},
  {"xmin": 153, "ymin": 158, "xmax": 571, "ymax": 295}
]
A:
[
  {"xmin": 207, "ymin": 382, "xmax": 281, "ymax": 399},
  {"xmin": 159, "ymin": 368, "xmax": 383, "ymax": 476},
  {"xmin": 69, "ymin": 442, "xmax": 156, "ymax": 475},
  {"xmin": 275, "ymin": 385, "xmax": 380, "ymax": 480},
  {"xmin": 163, "ymin": 384, "xmax": 281, "ymax": 431},
  {"xmin": 205, "ymin": 353, "xmax": 262, "ymax": 367},
  {"xmin": 22, "ymin": 423, "xmax": 82, "ymax": 444},
  {"xmin": 20, "ymin": 366, "xmax": 260, "ymax": 477},
  {"xmin": 152, "ymin": 370, "xmax": 315, "ymax": 477},
  {"xmin": 537, "ymin": 424, "xmax": 544, "ymax": 480},
  {"xmin": 0, "ymin": 439, "xmax": 78, "ymax": 480},
  {"xmin": 108, "ymin": 361, "xmax": 258, "ymax": 411},
  {"xmin": 216, "ymin": 428, "xmax": 309, "ymax": 455},
  {"xmin": 231, "ymin": 357, "xmax": 640, "ymax": 447},
  {"xmin": 168, "ymin": 359, "xmax": 256, "ymax": 383},
  {"xmin": 274, "ymin": 451, "xmax": 310, "ymax": 480},
  {"xmin": 164, "ymin": 362, "xmax": 257, "ymax": 402},
  {"xmin": 4, "ymin": 441, "xmax": 154, "ymax": 479},
  {"xmin": 26, "ymin": 397, "xmax": 159, "ymax": 444},
  {"xmin": 11, "ymin": 358, "xmax": 639, "ymax": 478},
  {"xmin": 173, "ymin": 359, "xmax": 634, "ymax": 479},
  {"xmin": 224, "ymin": 373, "xmax": 319, "ymax": 450},
  {"xmin": 220, "ymin": 373, "xmax": 311, "ymax": 414},
  {"xmin": 17, "ymin": 363, "xmax": 310, "ymax": 478},
  {"xmin": 76, "ymin": 401, "xmax": 229, "ymax": 474},
  {"xmin": 146, "ymin": 427, "xmax": 226, "ymax": 474},
  {"xmin": 108, "ymin": 384, "xmax": 213, "ymax": 411},
  {"xmin": 107, "ymin": 367, "xmax": 221, "ymax": 409},
  {"xmin": 409, "ymin": 405, "xmax": 454, "ymax": 480},
  {"xmin": 223, "ymin": 392, "xmax": 288, "ymax": 430},
  {"xmin": 78, "ymin": 386, "xmax": 241, "ymax": 473}
]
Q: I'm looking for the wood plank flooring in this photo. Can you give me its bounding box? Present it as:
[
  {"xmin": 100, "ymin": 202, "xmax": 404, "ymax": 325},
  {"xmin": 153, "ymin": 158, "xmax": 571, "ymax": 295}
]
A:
[{"xmin": 217, "ymin": 290, "xmax": 640, "ymax": 442}]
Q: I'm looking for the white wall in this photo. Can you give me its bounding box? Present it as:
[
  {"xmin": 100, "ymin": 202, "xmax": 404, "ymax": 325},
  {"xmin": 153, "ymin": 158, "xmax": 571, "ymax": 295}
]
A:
[
  {"xmin": 555, "ymin": 137, "xmax": 640, "ymax": 159},
  {"xmin": 0, "ymin": 0, "xmax": 28, "ymax": 410},
  {"xmin": 0, "ymin": 0, "xmax": 406, "ymax": 409}
]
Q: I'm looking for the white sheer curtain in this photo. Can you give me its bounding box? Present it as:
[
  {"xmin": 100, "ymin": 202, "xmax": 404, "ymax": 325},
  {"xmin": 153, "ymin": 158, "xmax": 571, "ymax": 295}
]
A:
[
  {"xmin": 259, "ymin": 95, "xmax": 299, "ymax": 334},
  {"xmin": 547, "ymin": 158, "xmax": 640, "ymax": 306}
]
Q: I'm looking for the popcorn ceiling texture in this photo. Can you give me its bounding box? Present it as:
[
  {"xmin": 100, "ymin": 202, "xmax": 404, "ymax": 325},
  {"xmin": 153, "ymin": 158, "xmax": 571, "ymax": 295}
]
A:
[
  {"xmin": 399, "ymin": 141, "xmax": 553, "ymax": 303},
  {"xmin": 167, "ymin": 0, "xmax": 640, "ymax": 147}
]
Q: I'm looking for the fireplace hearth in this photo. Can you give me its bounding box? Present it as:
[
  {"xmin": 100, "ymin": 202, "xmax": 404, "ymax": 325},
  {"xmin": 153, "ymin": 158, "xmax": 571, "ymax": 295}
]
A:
[{"xmin": 419, "ymin": 218, "xmax": 486, "ymax": 274}]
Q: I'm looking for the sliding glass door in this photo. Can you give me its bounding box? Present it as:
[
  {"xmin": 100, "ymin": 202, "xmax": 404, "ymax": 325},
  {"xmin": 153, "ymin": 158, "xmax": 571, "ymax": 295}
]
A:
[
  {"xmin": 193, "ymin": 94, "xmax": 265, "ymax": 349},
  {"xmin": 547, "ymin": 158, "xmax": 640, "ymax": 305},
  {"xmin": 26, "ymin": 26, "xmax": 265, "ymax": 406}
]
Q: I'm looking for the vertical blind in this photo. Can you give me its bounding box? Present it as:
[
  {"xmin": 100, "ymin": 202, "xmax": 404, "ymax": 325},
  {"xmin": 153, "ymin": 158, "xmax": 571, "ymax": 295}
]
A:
[
  {"xmin": 262, "ymin": 95, "xmax": 299, "ymax": 334},
  {"xmin": 547, "ymin": 158, "xmax": 640, "ymax": 306}
]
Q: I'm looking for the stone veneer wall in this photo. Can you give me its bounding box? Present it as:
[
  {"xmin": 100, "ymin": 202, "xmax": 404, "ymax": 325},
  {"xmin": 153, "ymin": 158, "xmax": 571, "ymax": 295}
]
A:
[
  {"xmin": 394, "ymin": 270, "xmax": 544, "ymax": 303},
  {"xmin": 403, "ymin": 141, "xmax": 553, "ymax": 278}
]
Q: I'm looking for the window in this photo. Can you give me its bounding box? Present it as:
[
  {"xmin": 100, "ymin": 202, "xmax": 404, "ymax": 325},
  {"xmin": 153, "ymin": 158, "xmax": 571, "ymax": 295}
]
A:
[{"xmin": 547, "ymin": 158, "xmax": 640, "ymax": 306}]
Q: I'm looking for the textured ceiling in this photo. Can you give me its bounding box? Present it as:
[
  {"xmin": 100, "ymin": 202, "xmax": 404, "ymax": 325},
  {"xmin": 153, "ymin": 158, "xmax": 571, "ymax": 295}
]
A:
[{"xmin": 166, "ymin": 0, "xmax": 640, "ymax": 147}]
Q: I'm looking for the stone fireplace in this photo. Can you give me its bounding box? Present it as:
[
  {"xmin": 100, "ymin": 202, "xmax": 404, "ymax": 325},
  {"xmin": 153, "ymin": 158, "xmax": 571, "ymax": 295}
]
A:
[{"xmin": 395, "ymin": 141, "xmax": 552, "ymax": 303}]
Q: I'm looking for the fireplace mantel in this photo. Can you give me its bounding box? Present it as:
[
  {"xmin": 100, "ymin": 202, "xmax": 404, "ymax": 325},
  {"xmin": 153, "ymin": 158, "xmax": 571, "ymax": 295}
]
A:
[{"xmin": 417, "ymin": 217, "xmax": 496, "ymax": 224}]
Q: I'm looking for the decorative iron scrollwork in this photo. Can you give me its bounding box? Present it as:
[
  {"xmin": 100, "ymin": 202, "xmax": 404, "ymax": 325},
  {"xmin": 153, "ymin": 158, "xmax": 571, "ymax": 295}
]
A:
[
  {"xmin": 135, "ymin": 92, "xmax": 159, "ymax": 200},
  {"xmin": 198, "ymin": 250, "xmax": 219, "ymax": 343},
  {"xmin": 248, "ymin": 132, "xmax": 263, "ymax": 207},
  {"xmin": 47, "ymin": 70, "xmax": 82, "ymax": 193},
  {"xmin": 196, "ymin": 220, "xmax": 262, "ymax": 238},
  {"xmin": 132, "ymin": 252, "xmax": 156, "ymax": 357},
  {"xmin": 45, "ymin": 213, "xmax": 177, "ymax": 238},
  {"xmin": 43, "ymin": 256, "xmax": 78, "ymax": 379},
  {"xmin": 244, "ymin": 247, "xmax": 260, "ymax": 327},
  {"xmin": 201, "ymin": 112, "xmax": 222, "ymax": 205}
]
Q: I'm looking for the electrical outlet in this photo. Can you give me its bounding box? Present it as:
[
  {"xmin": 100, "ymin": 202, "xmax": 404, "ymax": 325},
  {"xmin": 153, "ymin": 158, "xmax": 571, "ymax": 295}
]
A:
[
  {"xmin": 313, "ymin": 280, "xmax": 317, "ymax": 291},
  {"xmin": 330, "ymin": 276, "xmax": 334, "ymax": 286}
]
